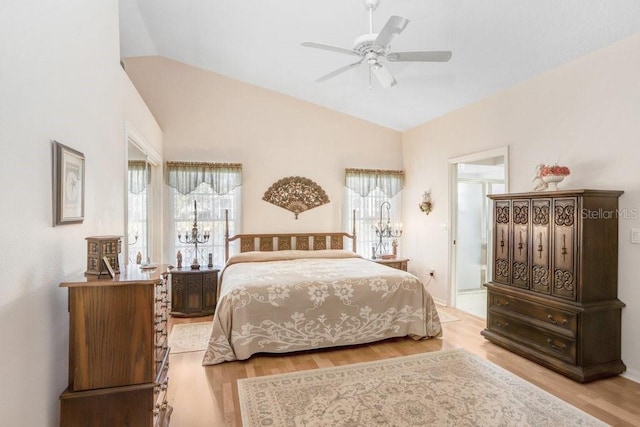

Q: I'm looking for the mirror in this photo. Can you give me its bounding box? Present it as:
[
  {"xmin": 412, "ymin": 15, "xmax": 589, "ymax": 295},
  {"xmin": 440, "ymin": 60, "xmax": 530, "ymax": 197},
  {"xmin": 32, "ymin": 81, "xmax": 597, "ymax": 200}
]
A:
[{"xmin": 127, "ymin": 141, "xmax": 150, "ymax": 265}]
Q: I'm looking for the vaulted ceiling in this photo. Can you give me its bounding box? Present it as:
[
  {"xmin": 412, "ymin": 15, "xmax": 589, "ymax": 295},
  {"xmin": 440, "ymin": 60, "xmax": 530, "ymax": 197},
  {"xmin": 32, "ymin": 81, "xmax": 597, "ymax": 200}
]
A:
[{"xmin": 119, "ymin": 0, "xmax": 640, "ymax": 131}]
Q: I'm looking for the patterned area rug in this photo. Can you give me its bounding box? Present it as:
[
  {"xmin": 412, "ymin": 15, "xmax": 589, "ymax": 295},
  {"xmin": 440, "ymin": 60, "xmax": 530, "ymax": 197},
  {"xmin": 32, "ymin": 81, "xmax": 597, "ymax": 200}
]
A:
[
  {"xmin": 437, "ymin": 309, "xmax": 459, "ymax": 323},
  {"xmin": 168, "ymin": 322, "xmax": 212, "ymax": 353},
  {"xmin": 238, "ymin": 349, "xmax": 605, "ymax": 426}
]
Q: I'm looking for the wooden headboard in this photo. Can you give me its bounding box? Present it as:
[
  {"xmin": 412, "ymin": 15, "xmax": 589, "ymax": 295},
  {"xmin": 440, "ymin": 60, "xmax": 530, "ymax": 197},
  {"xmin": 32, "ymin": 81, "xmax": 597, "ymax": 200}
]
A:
[{"xmin": 224, "ymin": 210, "xmax": 356, "ymax": 262}]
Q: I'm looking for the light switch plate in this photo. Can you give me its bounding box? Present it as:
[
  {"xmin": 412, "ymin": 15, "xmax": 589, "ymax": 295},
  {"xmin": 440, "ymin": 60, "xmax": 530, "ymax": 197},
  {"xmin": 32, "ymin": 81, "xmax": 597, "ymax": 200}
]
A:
[{"xmin": 631, "ymin": 229, "xmax": 640, "ymax": 244}]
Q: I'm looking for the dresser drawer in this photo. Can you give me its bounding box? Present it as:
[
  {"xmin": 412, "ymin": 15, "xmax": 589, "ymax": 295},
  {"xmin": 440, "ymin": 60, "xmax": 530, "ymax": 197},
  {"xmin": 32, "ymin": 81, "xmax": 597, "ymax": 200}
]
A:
[
  {"xmin": 488, "ymin": 312, "xmax": 576, "ymax": 364},
  {"xmin": 489, "ymin": 291, "xmax": 577, "ymax": 336}
]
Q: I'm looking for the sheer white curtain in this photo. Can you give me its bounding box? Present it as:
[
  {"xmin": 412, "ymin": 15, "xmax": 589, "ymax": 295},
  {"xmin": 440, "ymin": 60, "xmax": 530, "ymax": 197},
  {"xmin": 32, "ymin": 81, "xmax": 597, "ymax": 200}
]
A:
[
  {"xmin": 344, "ymin": 169, "xmax": 404, "ymax": 258},
  {"xmin": 127, "ymin": 160, "xmax": 149, "ymax": 263},
  {"xmin": 166, "ymin": 162, "xmax": 242, "ymax": 267}
]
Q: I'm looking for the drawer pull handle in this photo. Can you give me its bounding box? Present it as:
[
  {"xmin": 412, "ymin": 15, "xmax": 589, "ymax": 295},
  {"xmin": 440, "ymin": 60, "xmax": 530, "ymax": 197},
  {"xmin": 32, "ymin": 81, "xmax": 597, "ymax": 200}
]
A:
[
  {"xmin": 537, "ymin": 232, "xmax": 544, "ymax": 259},
  {"xmin": 495, "ymin": 320, "xmax": 509, "ymax": 328},
  {"xmin": 547, "ymin": 338, "xmax": 567, "ymax": 351},
  {"xmin": 496, "ymin": 301, "xmax": 510, "ymax": 308},
  {"xmin": 547, "ymin": 315, "xmax": 568, "ymax": 325}
]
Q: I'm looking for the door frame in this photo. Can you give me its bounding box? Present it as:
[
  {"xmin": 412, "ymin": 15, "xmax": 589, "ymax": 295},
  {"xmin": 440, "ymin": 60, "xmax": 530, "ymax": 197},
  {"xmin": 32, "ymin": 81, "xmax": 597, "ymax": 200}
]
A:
[{"xmin": 447, "ymin": 146, "xmax": 509, "ymax": 308}]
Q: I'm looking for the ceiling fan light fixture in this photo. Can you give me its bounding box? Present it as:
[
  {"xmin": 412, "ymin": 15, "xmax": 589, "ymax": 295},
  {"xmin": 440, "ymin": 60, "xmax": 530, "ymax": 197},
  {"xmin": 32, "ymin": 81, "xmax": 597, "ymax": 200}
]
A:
[{"xmin": 371, "ymin": 62, "xmax": 397, "ymax": 88}]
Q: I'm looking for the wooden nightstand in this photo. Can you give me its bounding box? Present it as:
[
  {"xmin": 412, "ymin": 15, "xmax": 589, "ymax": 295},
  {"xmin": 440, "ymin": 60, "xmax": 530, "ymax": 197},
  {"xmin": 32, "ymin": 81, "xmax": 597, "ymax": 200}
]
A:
[
  {"xmin": 371, "ymin": 258, "xmax": 409, "ymax": 271},
  {"xmin": 169, "ymin": 266, "xmax": 219, "ymax": 317}
]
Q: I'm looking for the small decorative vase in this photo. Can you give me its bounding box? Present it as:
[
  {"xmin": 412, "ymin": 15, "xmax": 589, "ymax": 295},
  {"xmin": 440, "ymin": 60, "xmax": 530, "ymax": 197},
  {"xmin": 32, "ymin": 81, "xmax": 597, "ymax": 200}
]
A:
[{"xmin": 542, "ymin": 174, "xmax": 565, "ymax": 191}]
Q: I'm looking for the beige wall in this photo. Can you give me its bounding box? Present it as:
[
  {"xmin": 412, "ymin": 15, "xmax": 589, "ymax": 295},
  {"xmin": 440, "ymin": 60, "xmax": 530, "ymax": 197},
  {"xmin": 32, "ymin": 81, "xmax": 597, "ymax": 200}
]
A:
[
  {"xmin": 0, "ymin": 1, "xmax": 162, "ymax": 425},
  {"xmin": 402, "ymin": 33, "xmax": 640, "ymax": 381},
  {"xmin": 123, "ymin": 56, "xmax": 403, "ymax": 254}
]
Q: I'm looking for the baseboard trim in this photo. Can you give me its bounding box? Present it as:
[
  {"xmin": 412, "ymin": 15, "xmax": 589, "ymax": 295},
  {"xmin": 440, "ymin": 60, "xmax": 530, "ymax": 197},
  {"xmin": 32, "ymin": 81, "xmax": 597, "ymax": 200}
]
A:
[{"xmin": 622, "ymin": 368, "xmax": 640, "ymax": 384}]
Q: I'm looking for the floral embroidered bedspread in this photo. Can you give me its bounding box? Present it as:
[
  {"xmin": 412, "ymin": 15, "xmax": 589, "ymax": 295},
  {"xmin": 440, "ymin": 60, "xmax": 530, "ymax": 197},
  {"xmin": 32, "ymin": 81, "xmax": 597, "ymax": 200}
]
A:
[{"xmin": 202, "ymin": 250, "xmax": 442, "ymax": 365}]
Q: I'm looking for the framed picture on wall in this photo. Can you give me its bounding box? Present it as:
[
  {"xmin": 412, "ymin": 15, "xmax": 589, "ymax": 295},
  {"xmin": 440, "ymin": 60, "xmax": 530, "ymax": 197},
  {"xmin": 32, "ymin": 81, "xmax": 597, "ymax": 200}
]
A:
[{"xmin": 53, "ymin": 141, "xmax": 85, "ymax": 225}]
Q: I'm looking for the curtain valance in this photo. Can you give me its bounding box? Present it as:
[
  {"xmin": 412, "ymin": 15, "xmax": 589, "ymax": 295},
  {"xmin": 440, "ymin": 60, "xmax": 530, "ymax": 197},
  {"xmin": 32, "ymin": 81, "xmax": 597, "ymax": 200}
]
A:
[
  {"xmin": 128, "ymin": 160, "xmax": 150, "ymax": 195},
  {"xmin": 166, "ymin": 162, "xmax": 243, "ymax": 195},
  {"xmin": 345, "ymin": 168, "xmax": 404, "ymax": 198}
]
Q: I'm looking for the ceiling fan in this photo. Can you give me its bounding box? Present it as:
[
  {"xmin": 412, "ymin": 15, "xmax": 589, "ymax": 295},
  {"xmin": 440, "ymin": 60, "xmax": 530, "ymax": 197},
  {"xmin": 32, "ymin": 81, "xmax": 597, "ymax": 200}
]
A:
[{"xmin": 301, "ymin": 0, "xmax": 452, "ymax": 88}]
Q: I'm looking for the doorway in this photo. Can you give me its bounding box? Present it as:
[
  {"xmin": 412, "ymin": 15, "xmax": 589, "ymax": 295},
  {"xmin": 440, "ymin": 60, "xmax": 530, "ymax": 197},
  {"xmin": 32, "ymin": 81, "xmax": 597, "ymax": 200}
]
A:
[{"xmin": 449, "ymin": 147, "xmax": 508, "ymax": 318}]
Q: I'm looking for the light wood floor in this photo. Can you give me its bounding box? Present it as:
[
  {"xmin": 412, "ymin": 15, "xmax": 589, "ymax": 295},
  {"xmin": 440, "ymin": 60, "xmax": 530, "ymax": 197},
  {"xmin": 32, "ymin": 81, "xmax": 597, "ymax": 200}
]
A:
[{"xmin": 167, "ymin": 307, "xmax": 640, "ymax": 426}]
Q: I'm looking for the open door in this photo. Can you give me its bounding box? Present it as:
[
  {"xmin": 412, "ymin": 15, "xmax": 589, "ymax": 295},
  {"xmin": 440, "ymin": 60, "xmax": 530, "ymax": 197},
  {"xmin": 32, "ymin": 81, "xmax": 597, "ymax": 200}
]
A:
[{"xmin": 449, "ymin": 148, "xmax": 508, "ymax": 318}]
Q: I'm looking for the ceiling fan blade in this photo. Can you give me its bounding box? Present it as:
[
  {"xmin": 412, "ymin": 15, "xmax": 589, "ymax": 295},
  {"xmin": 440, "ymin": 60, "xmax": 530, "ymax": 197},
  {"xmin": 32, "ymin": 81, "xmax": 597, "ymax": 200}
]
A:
[
  {"xmin": 317, "ymin": 59, "xmax": 364, "ymax": 82},
  {"xmin": 371, "ymin": 63, "xmax": 397, "ymax": 88},
  {"xmin": 387, "ymin": 51, "xmax": 452, "ymax": 62},
  {"xmin": 301, "ymin": 42, "xmax": 361, "ymax": 57},
  {"xmin": 374, "ymin": 16, "xmax": 409, "ymax": 51}
]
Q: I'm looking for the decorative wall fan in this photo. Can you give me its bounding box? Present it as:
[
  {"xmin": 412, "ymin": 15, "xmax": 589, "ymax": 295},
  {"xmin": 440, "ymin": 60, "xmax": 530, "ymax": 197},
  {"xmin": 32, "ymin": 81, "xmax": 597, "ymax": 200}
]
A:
[
  {"xmin": 301, "ymin": 0, "xmax": 452, "ymax": 88},
  {"xmin": 263, "ymin": 176, "xmax": 330, "ymax": 219}
]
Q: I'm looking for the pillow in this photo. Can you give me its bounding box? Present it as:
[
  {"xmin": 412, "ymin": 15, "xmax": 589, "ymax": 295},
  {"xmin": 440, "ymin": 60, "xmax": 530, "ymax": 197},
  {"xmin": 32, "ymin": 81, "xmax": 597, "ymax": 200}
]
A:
[{"xmin": 225, "ymin": 249, "xmax": 361, "ymax": 266}]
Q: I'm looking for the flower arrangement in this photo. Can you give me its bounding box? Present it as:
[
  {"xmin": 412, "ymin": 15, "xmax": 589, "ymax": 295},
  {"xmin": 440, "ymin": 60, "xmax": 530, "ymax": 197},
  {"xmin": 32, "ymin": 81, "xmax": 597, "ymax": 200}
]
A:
[{"xmin": 539, "ymin": 165, "xmax": 570, "ymax": 177}]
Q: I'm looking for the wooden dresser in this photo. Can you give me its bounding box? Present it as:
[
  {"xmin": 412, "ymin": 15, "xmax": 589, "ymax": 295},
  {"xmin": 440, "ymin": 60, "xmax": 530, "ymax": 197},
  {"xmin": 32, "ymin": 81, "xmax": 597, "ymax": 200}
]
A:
[
  {"xmin": 169, "ymin": 266, "xmax": 219, "ymax": 317},
  {"xmin": 59, "ymin": 266, "xmax": 171, "ymax": 426},
  {"xmin": 482, "ymin": 190, "xmax": 625, "ymax": 382}
]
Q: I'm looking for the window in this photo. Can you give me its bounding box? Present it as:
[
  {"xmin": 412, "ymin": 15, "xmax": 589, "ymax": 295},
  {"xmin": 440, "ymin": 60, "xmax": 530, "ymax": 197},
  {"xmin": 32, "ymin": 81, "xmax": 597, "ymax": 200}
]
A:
[
  {"xmin": 344, "ymin": 169, "xmax": 404, "ymax": 258},
  {"xmin": 166, "ymin": 162, "xmax": 242, "ymax": 267}
]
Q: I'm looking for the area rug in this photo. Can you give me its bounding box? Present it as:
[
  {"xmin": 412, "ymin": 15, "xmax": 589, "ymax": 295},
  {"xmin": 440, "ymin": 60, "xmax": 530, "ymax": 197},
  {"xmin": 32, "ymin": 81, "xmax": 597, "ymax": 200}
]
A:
[
  {"xmin": 168, "ymin": 322, "xmax": 212, "ymax": 354},
  {"xmin": 437, "ymin": 309, "xmax": 459, "ymax": 323},
  {"xmin": 237, "ymin": 348, "xmax": 605, "ymax": 426}
]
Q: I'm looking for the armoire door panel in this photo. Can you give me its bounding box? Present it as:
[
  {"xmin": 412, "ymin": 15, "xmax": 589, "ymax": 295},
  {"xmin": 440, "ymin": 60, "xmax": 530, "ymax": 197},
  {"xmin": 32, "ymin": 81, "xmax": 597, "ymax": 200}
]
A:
[
  {"xmin": 552, "ymin": 198, "xmax": 577, "ymax": 300},
  {"xmin": 494, "ymin": 200, "xmax": 511, "ymax": 284},
  {"xmin": 531, "ymin": 199, "xmax": 551, "ymax": 294},
  {"xmin": 511, "ymin": 200, "xmax": 530, "ymax": 289}
]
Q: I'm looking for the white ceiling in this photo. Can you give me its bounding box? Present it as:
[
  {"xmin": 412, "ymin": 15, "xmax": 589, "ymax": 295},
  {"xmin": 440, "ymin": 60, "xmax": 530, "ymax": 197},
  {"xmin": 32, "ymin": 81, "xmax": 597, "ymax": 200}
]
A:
[{"xmin": 119, "ymin": 0, "xmax": 640, "ymax": 131}]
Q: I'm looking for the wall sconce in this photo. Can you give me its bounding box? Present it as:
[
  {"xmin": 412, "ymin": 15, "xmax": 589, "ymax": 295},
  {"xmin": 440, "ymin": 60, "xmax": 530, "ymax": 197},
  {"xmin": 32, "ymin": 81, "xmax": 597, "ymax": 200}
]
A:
[{"xmin": 419, "ymin": 191, "xmax": 432, "ymax": 215}]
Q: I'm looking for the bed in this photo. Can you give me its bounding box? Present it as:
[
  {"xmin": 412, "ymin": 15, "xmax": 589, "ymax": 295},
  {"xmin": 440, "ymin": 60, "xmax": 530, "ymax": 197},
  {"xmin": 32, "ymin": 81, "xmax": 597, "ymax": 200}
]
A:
[{"xmin": 202, "ymin": 218, "xmax": 442, "ymax": 365}]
